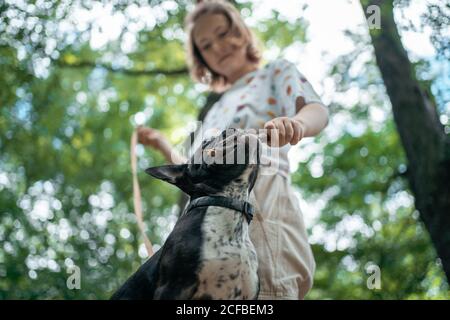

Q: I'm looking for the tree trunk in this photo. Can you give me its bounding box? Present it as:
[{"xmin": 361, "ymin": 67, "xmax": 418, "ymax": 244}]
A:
[{"xmin": 360, "ymin": 0, "xmax": 450, "ymax": 281}]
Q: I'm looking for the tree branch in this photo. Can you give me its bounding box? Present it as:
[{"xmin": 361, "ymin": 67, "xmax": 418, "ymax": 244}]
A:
[{"xmin": 54, "ymin": 60, "xmax": 189, "ymax": 77}]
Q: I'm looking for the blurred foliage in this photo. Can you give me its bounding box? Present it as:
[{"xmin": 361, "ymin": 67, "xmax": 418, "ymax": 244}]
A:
[
  {"xmin": 420, "ymin": 2, "xmax": 449, "ymax": 60},
  {"xmin": 0, "ymin": 0, "xmax": 448, "ymax": 299}
]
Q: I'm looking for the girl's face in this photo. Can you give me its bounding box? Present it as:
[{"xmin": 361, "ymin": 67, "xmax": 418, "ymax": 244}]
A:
[{"xmin": 193, "ymin": 13, "xmax": 249, "ymax": 82}]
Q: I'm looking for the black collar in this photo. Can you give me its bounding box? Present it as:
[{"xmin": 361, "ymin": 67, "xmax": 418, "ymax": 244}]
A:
[{"xmin": 185, "ymin": 195, "xmax": 254, "ymax": 223}]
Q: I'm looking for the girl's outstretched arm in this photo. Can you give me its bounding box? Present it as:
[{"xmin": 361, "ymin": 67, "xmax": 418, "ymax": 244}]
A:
[{"xmin": 292, "ymin": 101, "xmax": 329, "ymax": 138}]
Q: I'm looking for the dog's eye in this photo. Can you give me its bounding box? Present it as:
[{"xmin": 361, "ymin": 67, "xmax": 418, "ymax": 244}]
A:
[
  {"xmin": 190, "ymin": 163, "xmax": 204, "ymax": 175},
  {"xmin": 205, "ymin": 148, "xmax": 216, "ymax": 157}
]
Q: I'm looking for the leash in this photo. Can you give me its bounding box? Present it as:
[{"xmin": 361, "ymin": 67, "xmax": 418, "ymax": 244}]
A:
[
  {"xmin": 185, "ymin": 195, "xmax": 255, "ymax": 223},
  {"xmin": 131, "ymin": 129, "xmax": 154, "ymax": 258}
]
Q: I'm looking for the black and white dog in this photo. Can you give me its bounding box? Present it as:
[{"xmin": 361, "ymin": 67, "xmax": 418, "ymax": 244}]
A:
[{"xmin": 111, "ymin": 128, "xmax": 262, "ymax": 299}]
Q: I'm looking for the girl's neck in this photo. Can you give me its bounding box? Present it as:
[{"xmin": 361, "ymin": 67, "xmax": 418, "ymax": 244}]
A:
[{"xmin": 226, "ymin": 63, "xmax": 259, "ymax": 85}]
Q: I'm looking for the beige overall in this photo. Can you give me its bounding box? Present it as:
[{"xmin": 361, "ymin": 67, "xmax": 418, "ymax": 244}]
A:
[{"xmin": 248, "ymin": 170, "xmax": 315, "ymax": 300}]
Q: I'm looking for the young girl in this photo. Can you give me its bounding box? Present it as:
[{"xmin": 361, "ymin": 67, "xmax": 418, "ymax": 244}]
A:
[{"xmin": 138, "ymin": 0, "xmax": 329, "ymax": 299}]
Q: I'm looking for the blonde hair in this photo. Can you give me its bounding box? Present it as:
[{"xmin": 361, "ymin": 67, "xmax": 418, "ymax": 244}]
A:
[{"xmin": 184, "ymin": 0, "xmax": 262, "ymax": 92}]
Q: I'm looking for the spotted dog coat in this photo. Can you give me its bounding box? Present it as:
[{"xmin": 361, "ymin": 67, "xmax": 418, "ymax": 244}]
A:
[{"xmin": 111, "ymin": 128, "xmax": 261, "ymax": 300}]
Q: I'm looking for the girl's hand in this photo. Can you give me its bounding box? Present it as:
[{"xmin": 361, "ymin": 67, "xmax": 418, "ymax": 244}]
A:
[
  {"xmin": 137, "ymin": 126, "xmax": 187, "ymax": 164},
  {"xmin": 137, "ymin": 126, "xmax": 169, "ymax": 151},
  {"xmin": 263, "ymin": 117, "xmax": 306, "ymax": 147}
]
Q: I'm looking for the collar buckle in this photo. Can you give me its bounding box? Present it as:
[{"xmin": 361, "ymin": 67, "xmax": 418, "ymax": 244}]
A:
[{"xmin": 242, "ymin": 201, "xmax": 254, "ymax": 222}]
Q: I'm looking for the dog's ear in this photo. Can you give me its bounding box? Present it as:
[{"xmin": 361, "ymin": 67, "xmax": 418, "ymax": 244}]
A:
[
  {"xmin": 145, "ymin": 164, "xmax": 187, "ymax": 185},
  {"xmin": 146, "ymin": 164, "xmax": 206, "ymax": 196},
  {"xmin": 145, "ymin": 164, "xmax": 219, "ymax": 196}
]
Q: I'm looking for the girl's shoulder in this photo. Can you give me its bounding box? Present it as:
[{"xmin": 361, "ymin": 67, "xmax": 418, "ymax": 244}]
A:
[
  {"xmin": 261, "ymin": 58, "xmax": 299, "ymax": 78},
  {"xmin": 264, "ymin": 58, "xmax": 295, "ymax": 70}
]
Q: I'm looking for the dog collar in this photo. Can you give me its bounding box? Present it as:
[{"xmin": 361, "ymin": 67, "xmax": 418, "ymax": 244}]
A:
[{"xmin": 186, "ymin": 195, "xmax": 254, "ymax": 223}]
